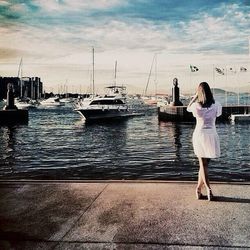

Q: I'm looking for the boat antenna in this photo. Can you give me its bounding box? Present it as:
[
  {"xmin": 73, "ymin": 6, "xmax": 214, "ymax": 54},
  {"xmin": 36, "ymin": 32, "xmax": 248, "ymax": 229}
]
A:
[{"xmin": 92, "ymin": 47, "xmax": 95, "ymax": 96}]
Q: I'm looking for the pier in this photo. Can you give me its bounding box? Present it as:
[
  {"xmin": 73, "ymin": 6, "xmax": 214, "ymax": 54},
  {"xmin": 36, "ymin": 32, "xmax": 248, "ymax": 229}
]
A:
[
  {"xmin": 0, "ymin": 83, "xmax": 28, "ymax": 125},
  {"xmin": 158, "ymin": 105, "xmax": 250, "ymax": 122},
  {"xmin": 0, "ymin": 109, "xmax": 28, "ymax": 125},
  {"xmin": 0, "ymin": 180, "xmax": 249, "ymax": 249}
]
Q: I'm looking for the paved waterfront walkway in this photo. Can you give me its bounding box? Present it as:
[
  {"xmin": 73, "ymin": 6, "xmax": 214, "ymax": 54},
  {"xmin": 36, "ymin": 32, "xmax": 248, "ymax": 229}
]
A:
[{"xmin": 0, "ymin": 181, "xmax": 250, "ymax": 249}]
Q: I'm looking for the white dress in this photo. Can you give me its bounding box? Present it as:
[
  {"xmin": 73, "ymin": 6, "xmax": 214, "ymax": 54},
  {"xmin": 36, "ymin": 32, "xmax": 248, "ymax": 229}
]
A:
[{"xmin": 187, "ymin": 101, "xmax": 222, "ymax": 158}]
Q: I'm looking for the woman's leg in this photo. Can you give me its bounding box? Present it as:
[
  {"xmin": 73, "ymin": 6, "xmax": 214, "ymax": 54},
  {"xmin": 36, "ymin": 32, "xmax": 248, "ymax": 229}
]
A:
[
  {"xmin": 198, "ymin": 157, "xmax": 211, "ymax": 190},
  {"xmin": 198, "ymin": 157, "xmax": 214, "ymax": 200},
  {"xmin": 197, "ymin": 166, "xmax": 204, "ymax": 190},
  {"xmin": 196, "ymin": 165, "xmax": 204, "ymax": 199}
]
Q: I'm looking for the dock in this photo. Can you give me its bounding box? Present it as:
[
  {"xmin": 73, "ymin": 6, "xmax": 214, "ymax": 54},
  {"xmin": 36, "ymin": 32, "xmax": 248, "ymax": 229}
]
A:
[
  {"xmin": 230, "ymin": 113, "xmax": 250, "ymax": 122},
  {"xmin": 0, "ymin": 83, "xmax": 29, "ymax": 125},
  {"xmin": 0, "ymin": 180, "xmax": 249, "ymax": 249},
  {"xmin": 0, "ymin": 109, "xmax": 28, "ymax": 125},
  {"xmin": 158, "ymin": 105, "xmax": 250, "ymax": 122}
]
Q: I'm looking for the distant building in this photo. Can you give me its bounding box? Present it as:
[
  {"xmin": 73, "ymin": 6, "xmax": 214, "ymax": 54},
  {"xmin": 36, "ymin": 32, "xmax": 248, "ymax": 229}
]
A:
[
  {"xmin": 0, "ymin": 76, "xmax": 43, "ymax": 100},
  {"xmin": 21, "ymin": 77, "xmax": 43, "ymax": 100}
]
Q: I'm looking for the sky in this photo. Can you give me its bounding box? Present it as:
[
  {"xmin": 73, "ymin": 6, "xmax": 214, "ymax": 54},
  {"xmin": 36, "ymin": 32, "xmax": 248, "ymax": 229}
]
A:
[{"xmin": 0, "ymin": 0, "xmax": 250, "ymax": 94}]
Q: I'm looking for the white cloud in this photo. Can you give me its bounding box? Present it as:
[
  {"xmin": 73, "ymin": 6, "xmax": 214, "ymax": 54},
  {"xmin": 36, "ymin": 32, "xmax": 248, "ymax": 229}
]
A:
[
  {"xmin": 0, "ymin": 0, "xmax": 9, "ymax": 6},
  {"xmin": 9, "ymin": 3, "xmax": 29, "ymax": 13},
  {"xmin": 33, "ymin": 0, "xmax": 125, "ymax": 13}
]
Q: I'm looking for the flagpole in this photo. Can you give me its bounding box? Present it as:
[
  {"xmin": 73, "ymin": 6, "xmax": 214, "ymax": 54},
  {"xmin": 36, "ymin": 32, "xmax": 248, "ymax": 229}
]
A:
[
  {"xmin": 237, "ymin": 69, "xmax": 240, "ymax": 106},
  {"xmin": 225, "ymin": 67, "xmax": 228, "ymax": 106},
  {"xmin": 212, "ymin": 64, "xmax": 215, "ymax": 96},
  {"xmin": 189, "ymin": 65, "xmax": 191, "ymax": 89},
  {"xmin": 92, "ymin": 47, "xmax": 95, "ymax": 97}
]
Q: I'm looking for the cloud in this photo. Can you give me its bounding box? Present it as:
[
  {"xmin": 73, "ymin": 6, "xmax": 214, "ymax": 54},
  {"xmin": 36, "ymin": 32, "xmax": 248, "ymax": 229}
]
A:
[
  {"xmin": 0, "ymin": 47, "xmax": 21, "ymax": 59},
  {"xmin": 32, "ymin": 0, "xmax": 125, "ymax": 13},
  {"xmin": 0, "ymin": 1, "xmax": 9, "ymax": 7},
  {"xmin": 1, "ymin": 1, "xmax": 249, "ymax": 59},
  {"xmin": 0, "ymin": 1, "xmax": 250, "ymax": 91}
]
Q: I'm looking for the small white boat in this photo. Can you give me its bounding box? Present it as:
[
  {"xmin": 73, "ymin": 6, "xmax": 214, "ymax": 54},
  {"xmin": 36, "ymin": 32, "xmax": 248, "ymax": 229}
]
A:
[
  {"xmin": 15, "ymin": 98, "xmax": 37, "ymax": 109},
  {"xmin": 60, "ymin": 97, "xmax": 74, "ymax": 103},
  {"xmin": 40, "ymin": 97, "xmax": 65, "ymax": 107},
  {"xmin": 142, "ymin": 96, "xmax": 158, "ymax": 106},
  {"xmin": 230, "ymin": 113, "xmax": 250, "ymax": 122}
]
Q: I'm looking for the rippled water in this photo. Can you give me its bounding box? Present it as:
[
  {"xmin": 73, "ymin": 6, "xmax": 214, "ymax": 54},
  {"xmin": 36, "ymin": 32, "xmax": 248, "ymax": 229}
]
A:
[{"xmin": 0, "ymin": 104, "xmax": 249, "ymax": 181}]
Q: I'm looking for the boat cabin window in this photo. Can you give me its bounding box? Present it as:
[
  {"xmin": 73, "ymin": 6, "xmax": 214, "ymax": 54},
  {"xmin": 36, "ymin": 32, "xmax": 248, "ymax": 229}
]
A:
[{"xmin": 90, "ymin": 99, "xmax": 124, "ymax": 105}]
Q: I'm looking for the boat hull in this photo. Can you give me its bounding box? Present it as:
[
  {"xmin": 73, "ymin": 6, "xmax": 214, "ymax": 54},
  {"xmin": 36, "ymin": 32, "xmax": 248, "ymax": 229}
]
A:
[{"xmin": 77, "ymin": 108, "xmax": 143, "ymax": 121}]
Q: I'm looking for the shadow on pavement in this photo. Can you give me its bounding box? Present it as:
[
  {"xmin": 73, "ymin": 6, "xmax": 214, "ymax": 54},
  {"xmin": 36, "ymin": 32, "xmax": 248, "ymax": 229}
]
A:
[{"xmin": 214, "ymin": 196, "xmax": 250, "ymax": 203}]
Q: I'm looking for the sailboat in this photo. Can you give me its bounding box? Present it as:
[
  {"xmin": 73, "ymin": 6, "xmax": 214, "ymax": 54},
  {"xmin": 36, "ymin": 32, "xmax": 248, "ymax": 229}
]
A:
[
  {"xmin": 15, "ymin": 58, "xmax": 37, "ymax": 109},
  {"xmin": 141, "ymin": 54, "xmax": 160, "ymax": 106}
]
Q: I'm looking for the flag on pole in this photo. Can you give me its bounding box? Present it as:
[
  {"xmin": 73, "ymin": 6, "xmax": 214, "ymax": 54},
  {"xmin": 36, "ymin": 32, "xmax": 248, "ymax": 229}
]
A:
[
  {"xmin": 215, "ymin": 67, "xmax": 225, "ymax": 75},
  {"xmin": 240, "ymin": 66, "xmax": 247, "ymax": 72},
  {"xmin": 190, "ymin": 65, "xmax": 199, "ymax": 72}
]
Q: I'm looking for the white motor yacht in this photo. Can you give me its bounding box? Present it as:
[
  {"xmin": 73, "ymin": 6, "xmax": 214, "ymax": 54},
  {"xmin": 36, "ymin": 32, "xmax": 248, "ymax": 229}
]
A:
[{"xmin": 75, "ymin": 86, "xmax": 143, "ymax": 121}]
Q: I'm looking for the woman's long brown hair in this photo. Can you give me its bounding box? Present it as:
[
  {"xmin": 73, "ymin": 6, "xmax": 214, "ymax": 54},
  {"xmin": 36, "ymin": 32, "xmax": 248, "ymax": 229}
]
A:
[{"xmin": 197, "ymin": 82, "xmax": 215, "ymax": 108}]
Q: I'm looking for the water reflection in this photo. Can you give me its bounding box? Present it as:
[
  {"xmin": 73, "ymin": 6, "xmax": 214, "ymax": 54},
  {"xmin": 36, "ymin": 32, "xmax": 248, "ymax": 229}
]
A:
[
  {"xmin": 86, "ymin": 120, "xmax": 128, "ymax": 154},
  {"xmin": 79, "ymin": 119, "xmax": 128, "ymax": 148},
  {"xmin": 158, "ymin": 121, "xmax": 182, "ymax": 160},
  {"xmin": 75, "ymin": 118, "xmax": 129, "ymax": 175},
  {"xmin": 0, "ymin": 126, "xmax": 16, "ymax": 171}
]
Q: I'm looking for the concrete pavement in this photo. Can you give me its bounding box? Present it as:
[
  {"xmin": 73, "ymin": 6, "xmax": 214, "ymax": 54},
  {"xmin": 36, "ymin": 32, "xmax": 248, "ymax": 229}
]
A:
[{"xmin": 0, "ymin": 181, "xmax": 249, "ymax": 249}]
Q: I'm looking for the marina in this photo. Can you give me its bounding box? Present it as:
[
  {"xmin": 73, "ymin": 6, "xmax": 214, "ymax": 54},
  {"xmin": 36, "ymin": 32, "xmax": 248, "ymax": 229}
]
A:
[
  {"xmin": 0, "ymin": 103, "xmax": 249, "ymax": 182},
  {"xmin": 1, "ymin": 1, "xmax": 250, "ymax": 249}
]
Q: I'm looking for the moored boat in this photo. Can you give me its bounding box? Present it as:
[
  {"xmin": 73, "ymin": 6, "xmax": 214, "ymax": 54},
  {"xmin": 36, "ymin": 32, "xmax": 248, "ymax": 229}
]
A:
[
  {"xmin": 230, "ymin": 113, "xmax": 250, "ymax": 122},
  {"xmin": 40, "ymin": 97, "xmax": 65, "ymax": 107},
  {"xmin": 75, "ymin": 86, "xmax": 144, "ymax": 121},
  {"xmin": 15, "ymin": 98, "xmax": 37, "ymax": 109}
]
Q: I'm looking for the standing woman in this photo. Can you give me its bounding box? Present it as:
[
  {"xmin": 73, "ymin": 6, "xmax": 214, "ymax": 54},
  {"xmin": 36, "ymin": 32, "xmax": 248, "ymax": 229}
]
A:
[{"xmin": 187, "ymin": 82, "xmax": 222, "ymax": 201}]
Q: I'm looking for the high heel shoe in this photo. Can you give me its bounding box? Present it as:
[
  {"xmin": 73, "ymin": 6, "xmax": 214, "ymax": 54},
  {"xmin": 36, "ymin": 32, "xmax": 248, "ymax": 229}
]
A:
[
  {"xmin": 195, "ymin": 188, "xmax": 202, "ymax": 200},
  {"xmin": 207, "ymin": 188, "xmax": 214, "ymax": 201}
]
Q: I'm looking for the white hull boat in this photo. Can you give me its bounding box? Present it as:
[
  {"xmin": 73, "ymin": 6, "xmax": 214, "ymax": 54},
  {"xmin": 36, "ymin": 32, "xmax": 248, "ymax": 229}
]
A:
[
  {"xmin": 75, "ymin": 86, "xmax": 144, "ymax": 121},
  {"xmin": 40, "ymin": 97, "xmax": 65, "ymax": 107},
  {"xmin": 230, "ymin": 113, "xmax": 250, "ymax": 122},
  {"xmin": 15, "ymin": 98, "xmax": 37, "ymax": 109}
]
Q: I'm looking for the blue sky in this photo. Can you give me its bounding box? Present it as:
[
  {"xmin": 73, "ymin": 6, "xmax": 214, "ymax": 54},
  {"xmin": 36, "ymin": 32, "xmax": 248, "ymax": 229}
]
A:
[{"xmin": 0, "ymin": 0, "xmax": 249, "ymax": 93}]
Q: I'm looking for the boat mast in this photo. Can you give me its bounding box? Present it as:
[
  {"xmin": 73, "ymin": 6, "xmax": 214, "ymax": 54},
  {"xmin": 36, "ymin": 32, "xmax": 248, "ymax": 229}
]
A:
[
  {"xmin": 17, "ymin": 58, "xmax": 23, "ymax": 98},
  {"xmin": 144, "ymin": 54, "xmax": 156, "ymax": 96},
  {"xmin": 92, "ymin": 47, "xmax": 95, "ymax": 96},
  {"xmin": 114, "ymin": 60, "xmax": 117, "ymax": 87},
  {"xmin": 154, "ymin": 54, "xmax": 157, "ymax": 96}
]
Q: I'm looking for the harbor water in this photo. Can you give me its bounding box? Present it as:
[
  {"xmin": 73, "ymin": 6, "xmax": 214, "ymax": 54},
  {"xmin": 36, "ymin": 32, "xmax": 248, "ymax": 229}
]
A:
[{"xmin": 0, "ymin": 102, "xmax": 249, "ymax": 181}]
